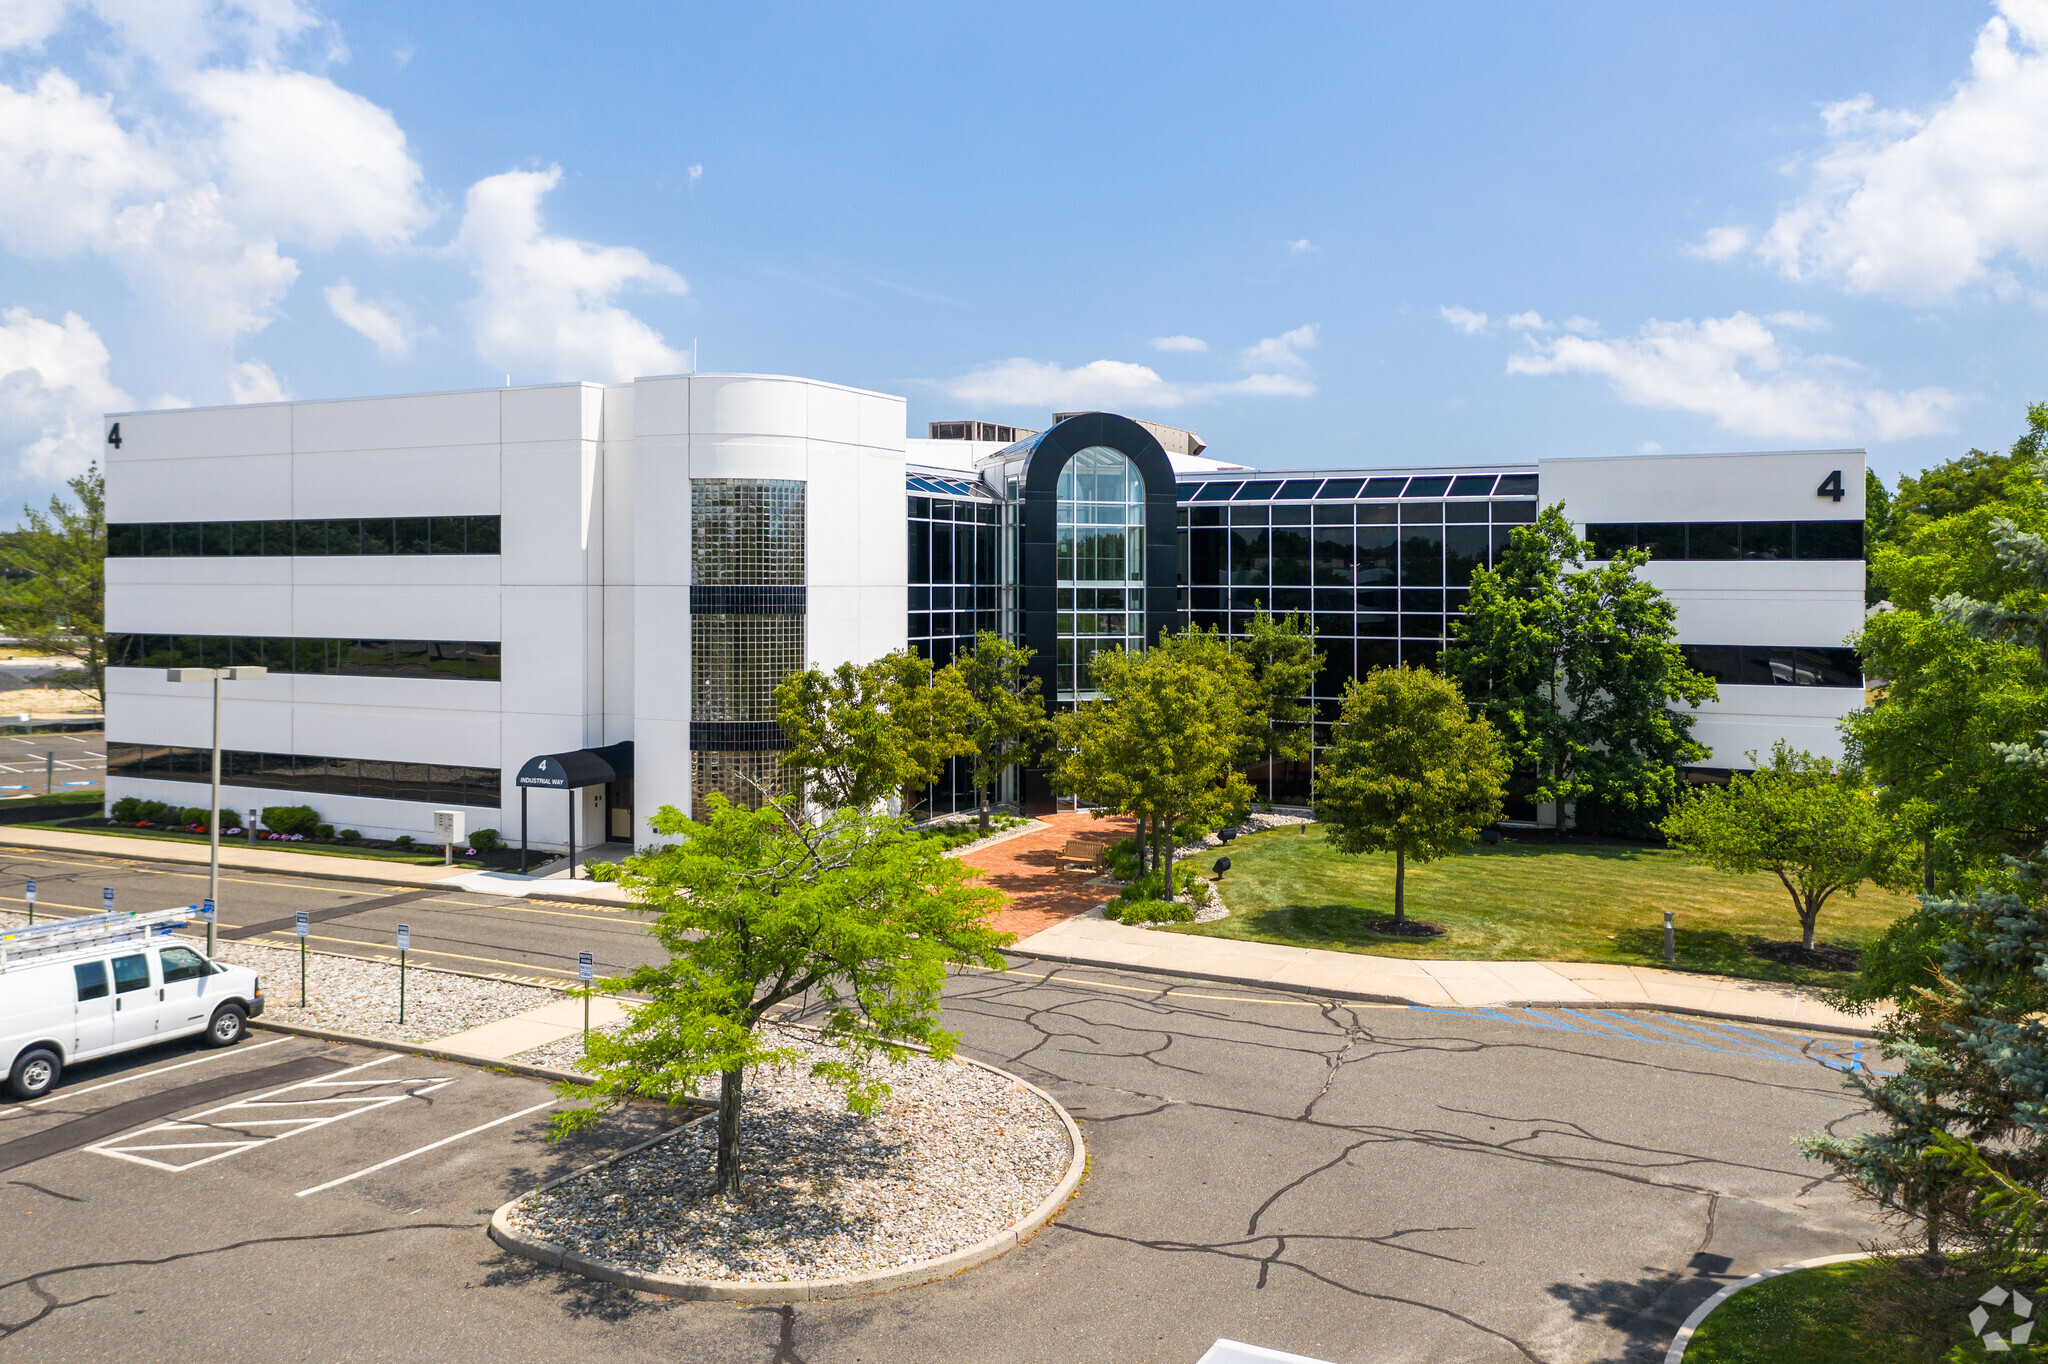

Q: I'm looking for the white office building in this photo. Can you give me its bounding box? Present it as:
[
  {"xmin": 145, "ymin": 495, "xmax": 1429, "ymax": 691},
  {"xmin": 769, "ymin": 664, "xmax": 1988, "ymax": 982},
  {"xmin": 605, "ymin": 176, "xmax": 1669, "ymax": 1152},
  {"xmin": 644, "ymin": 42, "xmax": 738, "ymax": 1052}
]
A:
[{"xmin": 101, "ymin": 373, "xmax": 1866, "ymax": 846}]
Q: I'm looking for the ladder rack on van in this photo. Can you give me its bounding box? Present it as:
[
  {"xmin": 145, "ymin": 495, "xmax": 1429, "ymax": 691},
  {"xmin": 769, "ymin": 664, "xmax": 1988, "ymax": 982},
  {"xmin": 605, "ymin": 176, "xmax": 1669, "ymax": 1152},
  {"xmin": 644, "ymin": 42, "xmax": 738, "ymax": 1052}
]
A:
[{"xmin": 0, "ymin": 907, "xmax": 195, "ymax": 972}]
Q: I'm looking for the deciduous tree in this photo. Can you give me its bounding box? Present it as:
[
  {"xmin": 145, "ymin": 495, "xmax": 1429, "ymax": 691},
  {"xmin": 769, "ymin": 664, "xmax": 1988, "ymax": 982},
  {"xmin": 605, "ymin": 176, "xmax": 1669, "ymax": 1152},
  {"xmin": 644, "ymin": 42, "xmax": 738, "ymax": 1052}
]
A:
[
  {"xmin": 556, "ymin": 796, "xmax": 1008, "ymax": 1196},
  {"xmin": 1313, "ymin": 665, "xmax": 1507, "ymax": 927},
  {"xmin": 1235, "ymin": 604, "xmax": 1322, "ymax": 769},
  {"xmin": 774, "ymin": 649, "xmax": 974, "ymax": 813},
  {"xmin": 1441, "ymin": 505, "xmax": 1715, "ymax": 832},
  {"xmin": 951, "ymin": 632, "xmax": 1051, "ymax": 833},
  {"xmin": 0, "ymin": 466, "xmax": 106, "ymax": 707},
  {"xmin": 1659, "ymin": 742, "xmax": 1906, "ymax": 951},
  {"xmin": 1055, "ymin": 627, "xmax": 1253, "ymax": 903}
]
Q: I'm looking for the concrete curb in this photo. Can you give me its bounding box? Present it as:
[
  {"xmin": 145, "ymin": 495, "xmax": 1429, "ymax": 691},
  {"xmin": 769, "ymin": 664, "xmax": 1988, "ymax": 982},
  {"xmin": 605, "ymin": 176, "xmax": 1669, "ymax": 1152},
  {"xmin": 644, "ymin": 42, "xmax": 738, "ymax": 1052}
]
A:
[
  {"xmin": 1005, "ymin": 948, "xmax": 1881, "ymax": 1038},
  {"xmin": 942, "ymin": 818, "xmax": 1050, "ymax": 860},
  {"xmin": 1664, "ymin": 1251, "xmax": 1872, "ymax": 1362},
  {"xmin": 486, "ymin": 1051, "xmax": 1088, "ymax": 1302},
  {"xmin": 249, "ymin": 1017, "xmax": 599, "ymax": 1087}
]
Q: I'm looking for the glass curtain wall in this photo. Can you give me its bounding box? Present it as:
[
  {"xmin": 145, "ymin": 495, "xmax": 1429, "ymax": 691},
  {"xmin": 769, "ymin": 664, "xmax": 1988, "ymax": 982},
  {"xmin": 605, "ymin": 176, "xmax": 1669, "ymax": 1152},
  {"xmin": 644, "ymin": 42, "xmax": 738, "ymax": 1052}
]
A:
[
  {"xmin": 1055, "ymin": 446, "xmax": 1146, "ymax": 699},
  {"xmin": 690, "ymin": 479, "xmax": 805, "ymax": 813},
  {"xmin": 907, "ymin": 477, "xmax": 999, "ymax": 814},
  {"xmin": 1179, "ymin": 471, "xmax": 1539, "ymax": 803}
]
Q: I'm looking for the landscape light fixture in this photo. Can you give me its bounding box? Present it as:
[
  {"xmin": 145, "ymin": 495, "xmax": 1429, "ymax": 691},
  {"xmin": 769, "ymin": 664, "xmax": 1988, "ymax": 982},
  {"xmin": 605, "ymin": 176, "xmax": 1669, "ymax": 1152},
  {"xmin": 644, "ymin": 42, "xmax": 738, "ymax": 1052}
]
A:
[{"xmin": 166, "ymin": 666, "xmax": 268, "ymax": 954}]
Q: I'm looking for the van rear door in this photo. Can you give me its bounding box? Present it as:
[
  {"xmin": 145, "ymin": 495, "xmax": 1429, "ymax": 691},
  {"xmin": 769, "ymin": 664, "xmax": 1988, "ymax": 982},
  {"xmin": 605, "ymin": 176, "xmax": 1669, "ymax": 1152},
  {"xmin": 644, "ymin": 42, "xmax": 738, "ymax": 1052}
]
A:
[{"xmin": 72, "ymin": 960, "xmax": 114, "ymax": 1056}]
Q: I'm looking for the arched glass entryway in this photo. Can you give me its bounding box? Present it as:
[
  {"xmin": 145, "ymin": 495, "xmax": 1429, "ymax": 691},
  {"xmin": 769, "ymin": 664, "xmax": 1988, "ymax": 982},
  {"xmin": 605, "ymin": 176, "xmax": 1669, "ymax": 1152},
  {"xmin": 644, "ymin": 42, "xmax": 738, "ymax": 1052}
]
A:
[{"xmin": 1054, "ymin": 445, "xmax": 1146, "ymax": 698}]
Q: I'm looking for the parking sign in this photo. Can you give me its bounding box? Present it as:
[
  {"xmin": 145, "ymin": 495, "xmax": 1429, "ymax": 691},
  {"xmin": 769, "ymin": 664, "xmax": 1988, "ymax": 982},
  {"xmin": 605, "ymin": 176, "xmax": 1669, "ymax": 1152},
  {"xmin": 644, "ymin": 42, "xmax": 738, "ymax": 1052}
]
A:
[
  {"xmin": 396, "ymin": 923, "xmax": 410, "ymax": 952},
  {"xmin": 102, "ymin": 886, "xmax": 113, "ymax": 912},
  {"xmin": 578, "ymin": 951, "xmax": 594, "ymax": 983},
  {"xmin": 200, "ymin": 898, "xmax": 215, "ymax": 923},
  {"xmin": 24, "ymin": 879, "xmax": 34, "ymax": 906},
  {"xmin": 294, "ymin": 910, "xmax": 309, "ymax": 938}
]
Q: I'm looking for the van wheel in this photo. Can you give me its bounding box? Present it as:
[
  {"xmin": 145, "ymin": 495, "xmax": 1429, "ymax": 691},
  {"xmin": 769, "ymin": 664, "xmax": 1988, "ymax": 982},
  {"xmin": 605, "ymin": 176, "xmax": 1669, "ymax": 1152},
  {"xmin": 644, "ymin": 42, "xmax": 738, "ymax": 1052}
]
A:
[
  {"xmin": 205, "ymin": 1005, "xmax": 246, "ymax": 1047},
  {"xmin": 8, "ymin": 1047, "xmax": 60, "ymax": 1099}
]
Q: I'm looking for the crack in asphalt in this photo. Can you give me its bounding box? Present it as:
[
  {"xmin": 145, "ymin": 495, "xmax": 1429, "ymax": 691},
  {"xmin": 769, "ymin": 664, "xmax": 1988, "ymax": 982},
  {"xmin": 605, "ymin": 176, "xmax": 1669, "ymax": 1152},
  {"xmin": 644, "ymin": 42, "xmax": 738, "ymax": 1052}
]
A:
[
  {"xmin": 1056, "ymin": 1221, "xmax": 1553, "ymax": 1363},
  {"xmin": 0, "ymin": 1224, "xmax": 474, "ymax": 1341}
]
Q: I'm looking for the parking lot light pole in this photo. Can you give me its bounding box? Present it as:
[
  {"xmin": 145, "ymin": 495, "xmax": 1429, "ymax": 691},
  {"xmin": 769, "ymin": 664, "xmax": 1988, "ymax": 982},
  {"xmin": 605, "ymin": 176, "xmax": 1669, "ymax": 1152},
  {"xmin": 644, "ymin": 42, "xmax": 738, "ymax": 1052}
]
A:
[{"xmin": 167, "ymin": 665, "xmax": 269, "ymax": 955}]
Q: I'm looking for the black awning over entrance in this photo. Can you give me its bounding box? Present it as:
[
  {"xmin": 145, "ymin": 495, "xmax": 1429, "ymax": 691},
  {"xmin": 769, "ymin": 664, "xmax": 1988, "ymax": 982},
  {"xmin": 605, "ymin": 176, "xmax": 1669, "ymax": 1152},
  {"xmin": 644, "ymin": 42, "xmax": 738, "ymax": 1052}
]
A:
[{"xmin": 515, "ymin": 741, "xmax": 634, "ymax": 790}]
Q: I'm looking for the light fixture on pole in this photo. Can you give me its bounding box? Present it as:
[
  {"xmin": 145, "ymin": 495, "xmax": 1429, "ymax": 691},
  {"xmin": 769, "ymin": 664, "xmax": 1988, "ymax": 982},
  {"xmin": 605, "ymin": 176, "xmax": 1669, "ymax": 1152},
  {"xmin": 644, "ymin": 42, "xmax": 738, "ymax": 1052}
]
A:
[{"xmin": 166, "ymin": 665, "xmax": 268, "ymax": 956}]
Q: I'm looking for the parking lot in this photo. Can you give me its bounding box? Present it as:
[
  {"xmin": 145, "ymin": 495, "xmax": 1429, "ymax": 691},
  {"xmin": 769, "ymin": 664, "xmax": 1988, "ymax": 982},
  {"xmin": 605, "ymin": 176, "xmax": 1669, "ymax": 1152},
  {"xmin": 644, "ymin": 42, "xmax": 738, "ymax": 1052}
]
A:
[
  {"xmin": 0, "ymin": 730, "xmax": 103, "ymax": 799},
  {"xmin": 1, "ymin": 957, "xmax": 1881, "ymax": 1364}
]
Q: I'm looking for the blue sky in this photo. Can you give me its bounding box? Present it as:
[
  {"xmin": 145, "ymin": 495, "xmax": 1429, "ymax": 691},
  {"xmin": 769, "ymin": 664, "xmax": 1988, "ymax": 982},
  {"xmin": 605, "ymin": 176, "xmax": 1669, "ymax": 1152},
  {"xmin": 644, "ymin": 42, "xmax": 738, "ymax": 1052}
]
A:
[{"xmin": 3, "ymin": 1, "xmax": 2046, "ymax": 517}]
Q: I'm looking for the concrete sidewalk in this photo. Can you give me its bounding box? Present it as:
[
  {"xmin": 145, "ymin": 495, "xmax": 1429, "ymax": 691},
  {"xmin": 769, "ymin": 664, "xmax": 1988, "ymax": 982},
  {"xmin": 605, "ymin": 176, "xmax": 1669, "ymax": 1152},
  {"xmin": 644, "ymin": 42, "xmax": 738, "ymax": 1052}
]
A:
[
  {"xmin": 436, "ymin": 995, "xmax": 633, "ymax": 1061},
  {"xmin": 1012, "ymin": 911, "xmax": 1881, "ymax": 1034}
]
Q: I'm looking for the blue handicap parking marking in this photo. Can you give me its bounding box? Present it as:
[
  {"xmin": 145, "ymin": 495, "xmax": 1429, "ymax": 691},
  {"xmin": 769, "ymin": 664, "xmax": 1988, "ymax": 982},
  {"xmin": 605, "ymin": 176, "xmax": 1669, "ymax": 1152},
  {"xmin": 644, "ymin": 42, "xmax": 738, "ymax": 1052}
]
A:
[{"xmin": 1412, "ymin": 1003, "xmax": 1885, "ymax": 1074}]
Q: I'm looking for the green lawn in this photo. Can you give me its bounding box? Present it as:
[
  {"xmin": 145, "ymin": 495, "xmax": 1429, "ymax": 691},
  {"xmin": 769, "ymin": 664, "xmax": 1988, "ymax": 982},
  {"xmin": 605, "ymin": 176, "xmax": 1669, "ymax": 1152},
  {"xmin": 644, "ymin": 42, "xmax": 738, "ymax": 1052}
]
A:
[
  {"xmin": 1682, "ymin": 1255, "xmax": 2048, "ymax": 1362},
  {"xmin": 1680, "ymin": 1259, "xmax": 1880, "ymax": 1363},
  {"xmin": 1172, "ymin": 825, "xmax": 1917, "ymax": 987}
]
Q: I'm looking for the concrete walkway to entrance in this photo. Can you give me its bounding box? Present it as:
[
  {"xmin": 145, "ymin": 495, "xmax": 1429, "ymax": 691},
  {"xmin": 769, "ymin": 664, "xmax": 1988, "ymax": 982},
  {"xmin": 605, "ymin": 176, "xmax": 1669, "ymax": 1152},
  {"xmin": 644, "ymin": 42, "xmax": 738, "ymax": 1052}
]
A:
[{"xmin": 1011, "ymin": 911, "xmax": 1882, "ymax": 1034}]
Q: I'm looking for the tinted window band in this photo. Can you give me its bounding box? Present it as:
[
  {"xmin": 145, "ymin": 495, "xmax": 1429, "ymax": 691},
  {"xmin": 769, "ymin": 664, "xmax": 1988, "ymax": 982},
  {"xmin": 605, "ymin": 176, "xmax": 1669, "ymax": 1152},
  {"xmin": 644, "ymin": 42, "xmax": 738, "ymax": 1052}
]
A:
[
  {"xmin": 105, "ymin": 742, "xmax": 502, "ymax": 808},
  {"xmin": 106, "ymin": 515, "xmax": 501, "ymax": 557}
]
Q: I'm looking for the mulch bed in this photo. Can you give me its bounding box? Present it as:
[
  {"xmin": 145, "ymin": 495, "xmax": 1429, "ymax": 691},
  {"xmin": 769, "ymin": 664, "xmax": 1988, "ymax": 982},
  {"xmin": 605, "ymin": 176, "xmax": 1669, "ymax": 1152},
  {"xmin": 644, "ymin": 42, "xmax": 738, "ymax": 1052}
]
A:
[{"xmin": 1749, "ymin": 938, "xmax": 1863, "ymax": 972}]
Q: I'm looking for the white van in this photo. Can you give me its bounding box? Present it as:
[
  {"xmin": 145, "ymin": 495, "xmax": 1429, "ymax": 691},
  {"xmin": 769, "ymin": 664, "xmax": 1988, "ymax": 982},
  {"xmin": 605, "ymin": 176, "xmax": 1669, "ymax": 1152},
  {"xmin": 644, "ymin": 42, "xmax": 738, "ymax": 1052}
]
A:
[{"xmin": 2, "ymin": 929, "xmax": 264, "ymax": 1099}]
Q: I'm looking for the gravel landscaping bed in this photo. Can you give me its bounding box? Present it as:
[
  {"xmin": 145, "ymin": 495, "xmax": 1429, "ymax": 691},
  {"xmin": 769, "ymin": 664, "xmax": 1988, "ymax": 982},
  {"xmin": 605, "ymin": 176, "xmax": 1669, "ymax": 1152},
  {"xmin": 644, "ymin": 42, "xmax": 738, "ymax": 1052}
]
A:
[
  {"xmin": 208, "ymin": 939, "xmax": 561, "ymax": 1043},
  {"xmin": 513, "ymin": 1022, "xmax": 623, "ymax": 1073},
  {"xmin": 503, "ymin": 1024, "xmax": 1072, "ymax": 1283},
  {"xmin": 0, "ymin": 910, "xmax": 565, "ymax": 1045}
]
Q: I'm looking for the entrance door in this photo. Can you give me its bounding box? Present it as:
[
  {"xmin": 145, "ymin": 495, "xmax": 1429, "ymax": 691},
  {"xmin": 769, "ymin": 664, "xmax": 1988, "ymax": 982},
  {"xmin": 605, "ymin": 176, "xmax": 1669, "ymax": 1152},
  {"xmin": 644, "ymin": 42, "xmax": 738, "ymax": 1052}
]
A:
[
  {"xmin": 111, "ymin": 951, "xmax": 157, "ymax": 1044},
  {"xmin": 606, "ymin": 777, "xmax": 633, "ymax": 841}
]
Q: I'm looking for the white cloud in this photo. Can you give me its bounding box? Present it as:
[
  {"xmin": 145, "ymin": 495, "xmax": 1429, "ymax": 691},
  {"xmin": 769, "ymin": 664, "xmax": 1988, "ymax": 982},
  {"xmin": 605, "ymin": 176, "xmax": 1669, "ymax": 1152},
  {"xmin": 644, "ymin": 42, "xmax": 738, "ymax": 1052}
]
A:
[
  {"xmin": 451, "ymin": 165, "xmax": 687, "ymax": 382},
  {"xmin": 1439, "ymin": 305, "xmax": 1490, "ymax": 335},
  {"xmin": 0, "ymin": 307, "xmax": 131, "ymax": 479},
  {"xmin": 1746, "ymin": 1, "xmax": 2048, "ymax": 301},
  {"xmin": 687, "ymin": 163, "xmax": 703, "ymax": 184},
  {"xmin": 0, "ymin": 8, "xmax": 431, "ymax": 344},
  {"xmin": 1562, "ymin": 316, "xmax": 1599, "ymax": 334},
  {"xmin": 1238, "ymin": 322, "xmax": 1318, "ymax": 371},
  {"xmin": 0, "ymin": 0, "xmax": 66, "ymax": 51},
  {"xmin": 184, "ymin": 64, "xmax": 433, "ymax": 250},
  {"xmin": 1286, "ymin": 238, "xmax": 1316, "ymax": 252},
  {"xmin": 226, "ymin": 358, "xmax": 286, "ymax": 404},
  {"xmin": 1150, "ymin": 334, "xmax": 1208, "ymax": 353},
  {"xmin": 1687, "ymin": 225, "xmax": 1752, "ymax": 260},
  {"xmin": 1766, "ymin": 310, "xmax": 1829, "ymax": 331},
  {"xmin": 1503, "ymin": 311, "xmax": 1551, "ymax": 331},
  {"xmin": 324, "ymin": 279, "xmax": 418, "ymax": 358},
  {"xmin": 1501, "ymin": 310, "xmax": 1957, "ymax": 442},
  {"xmin": 944, "ymin": 358, "xmax": 1313, "ymax": 412},
  {"xmin": 1639, "ymin": 440, "xmax": 1664, "ymax": 454}
]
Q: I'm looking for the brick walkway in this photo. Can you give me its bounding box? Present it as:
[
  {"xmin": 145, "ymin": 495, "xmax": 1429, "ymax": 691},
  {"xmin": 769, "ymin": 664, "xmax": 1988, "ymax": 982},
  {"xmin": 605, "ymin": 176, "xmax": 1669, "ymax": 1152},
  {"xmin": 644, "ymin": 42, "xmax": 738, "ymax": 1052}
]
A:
[{"xmin": 964, "ymin": 810, "xmax": 1136, "ymax": 940}]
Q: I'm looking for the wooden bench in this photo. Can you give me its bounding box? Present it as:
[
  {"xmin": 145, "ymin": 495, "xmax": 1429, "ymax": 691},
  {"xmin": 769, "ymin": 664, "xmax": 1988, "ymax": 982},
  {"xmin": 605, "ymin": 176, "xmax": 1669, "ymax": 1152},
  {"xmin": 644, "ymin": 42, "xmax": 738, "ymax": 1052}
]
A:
[{"xmin": 1058, "ymin": 836, "xmax": 1115, "ymax": 868}]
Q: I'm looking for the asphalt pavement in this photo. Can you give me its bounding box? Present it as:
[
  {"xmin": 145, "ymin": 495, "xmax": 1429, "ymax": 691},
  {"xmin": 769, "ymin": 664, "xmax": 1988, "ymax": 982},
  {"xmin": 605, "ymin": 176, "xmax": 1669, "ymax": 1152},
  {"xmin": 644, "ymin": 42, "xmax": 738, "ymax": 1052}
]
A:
[
  {"xmin": 0, "ymin": 843, "xmax": 663, "ymax": 984},
  {"xmin": 0, "ymin": 947, "xmax": 1882, "ymax": 1364}
]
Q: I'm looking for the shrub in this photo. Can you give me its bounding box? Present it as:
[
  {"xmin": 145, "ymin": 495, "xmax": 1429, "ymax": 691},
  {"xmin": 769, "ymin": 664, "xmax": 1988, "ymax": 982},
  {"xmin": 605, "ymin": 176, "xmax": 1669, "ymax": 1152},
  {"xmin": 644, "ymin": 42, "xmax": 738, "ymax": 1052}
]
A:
[
  {"xmin": 135, "ymin": 799, "xmax": 172, "ymax": 825},
  {"xmin": 111, "ymin": 796, "xmax": 144, "ymax": 822},
  {"xmin": 1108, "ymin": 898, "xmax": 1197, "ymax": 925},
  {"xmin": 1117, "ymin": 863, "xmax": 1204, "ymax": 905},
  {"xmin": 338, "ymin": 829, "xmax": 362, "ymax": 843},
  {"xmin": 1104, "ymin": 837, "xmax": 1141, "ymax": 882},
  {"xmin": 314, "ymin": 823, "xmax": 335, "ymax": 840},
  {"xmin": 394, "ymin": 834, "xmax": 414, "ymax": 848},
  {"xmin": 262, "ymin": 805, "xmax": 320, "ymax": 837},
  {"xmin": 469, "ymin": 827, "xmax": 500, "ymax": 852},
  {"xmin": 181, "ymin": 806, "xmax": 211, "ymax": 827}
]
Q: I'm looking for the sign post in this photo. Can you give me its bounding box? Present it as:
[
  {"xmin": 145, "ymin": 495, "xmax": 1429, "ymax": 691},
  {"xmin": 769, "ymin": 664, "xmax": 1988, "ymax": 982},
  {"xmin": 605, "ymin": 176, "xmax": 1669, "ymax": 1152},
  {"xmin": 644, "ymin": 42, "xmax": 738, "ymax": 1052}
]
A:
[
  {"xmin": 24, "ymin": 878, "xmax": 34, "ymax": 925},
  {"xmin": 201, "ymin": 898, "xmax": 216, "ymax": 957},
  {"xmin": 578, "ymin": 951, "xmax": 594, "ymax": 1041},
  {"xmin": 1664, "ymin": 910, "xmax": 1676, "ymax": 964},
  {"xmin": 295, "ymin": 910, "xmax": 309, "ymax": 1007},
  {"xmin": 102, "ymin": 886, "xmax": 113, "ymax": 914},
  {"xmin": 396, "ymin": 923, "xmax": 411, "ymax": 1026}
]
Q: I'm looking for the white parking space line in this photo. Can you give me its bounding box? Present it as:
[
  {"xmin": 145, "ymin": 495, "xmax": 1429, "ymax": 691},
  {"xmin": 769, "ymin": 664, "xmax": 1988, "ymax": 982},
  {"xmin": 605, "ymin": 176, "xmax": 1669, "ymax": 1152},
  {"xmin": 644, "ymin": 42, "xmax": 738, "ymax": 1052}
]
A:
[
  {"xmin": 84, "ymin": 1054, "xmax": 461, "ymax": 1173},
  {"xmin": 0, "ymin": 1037, "xmax": 292, "ymax": 1114},
  {"xmin": 295, "ymin": 1099, "xmax": 558, "ymax": 1197}
]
